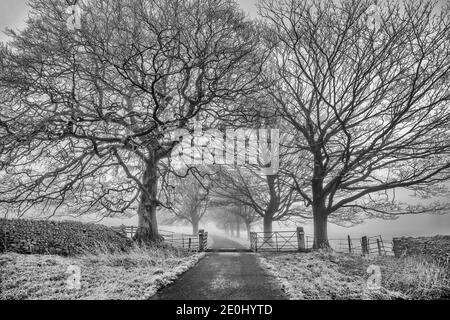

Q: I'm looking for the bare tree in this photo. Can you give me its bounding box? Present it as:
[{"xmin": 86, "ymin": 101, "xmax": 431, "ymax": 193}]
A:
[
  {"xmin": 163, "ymin": 173, "xmax": 210, "ymax": 234},
  {"xmin": 231, "ymin": 205, "xmax": 260, "ymax": 239},
  {"xmin": 0, "ymin": 0, "xmax": 264, "ymax": 242},
  {"xmin": 212, "ymin": 161, "xmax": 303, "ymax": 234},
  {"xmin": 259, "ymin": 0, "xmax": 450, "ymax": 248},
  {"xmin": 209, "ymin": 194, "xmax": 261, "ymax": 238}
]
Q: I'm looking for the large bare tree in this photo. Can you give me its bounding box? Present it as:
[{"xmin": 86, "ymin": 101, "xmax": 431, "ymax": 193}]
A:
[
  {"xmin": 259, "ymin": 0, "xmax": 450, "ymax": 248},
  {"xmin": 0, "ymin": 0, "xmax": 264, "ymax": 242}
]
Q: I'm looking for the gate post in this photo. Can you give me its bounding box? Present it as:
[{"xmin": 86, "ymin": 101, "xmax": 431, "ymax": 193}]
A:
[
  {"xmin": 361, "ymin": 236, "xmax": 369, "ymax": 256},
  {"xmin": 376, "ymin": 238, "xmax": 382, "ymax": 256},
  {"xmin": 198, "ymin": 229, "xmax": 205, "ymax": 252},
  {"xmin": 250, "ymin": 232, "xmax": 258, "ymax": 252},
  {"xmin": 297, "ymin": 227, "xmax": 305, "ymax": 252}
]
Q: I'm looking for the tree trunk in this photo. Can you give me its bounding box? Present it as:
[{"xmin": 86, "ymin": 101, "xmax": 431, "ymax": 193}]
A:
[
  {"xmin": 263, "ymin": 214, "xmax": 273, "ymax": 233},
  {"xmin": 311, "ymin": 156, "xmax": 330, "ymax": 249},
  {"xmin": 192, "ymin": 218, "xmax": 199, "ymax": 235},
  {"xmin": 263, "ymin": 214, "xmax": 273, "ymax": 244},
  {"xmin": 134, "ymin": 159, "xmax": 160, "ymax": 243},
  {"xmin": 245, "ymin": 221, "xmax": 251, "ymax": 240},
  {"xmin": 312, "ymin": 204, "xmax": 329, "ymax": 249},
  {"xmin": 236, "ymin": 217, "xmax": 240, "ymax": 238},
  {"xmin": 264, "ymin": 174, "xmax": 277, "ymax": 244}
]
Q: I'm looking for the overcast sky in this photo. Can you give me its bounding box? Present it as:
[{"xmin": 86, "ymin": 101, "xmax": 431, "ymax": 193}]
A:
[{"xmin": 0, "ymin": 0, "xmax": 449, "ymax": 238}]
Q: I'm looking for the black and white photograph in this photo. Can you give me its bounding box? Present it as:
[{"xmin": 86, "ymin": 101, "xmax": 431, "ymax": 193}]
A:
[{"xmin": 0, "ymin": 0, "xmax": 449, "ymax": 308}]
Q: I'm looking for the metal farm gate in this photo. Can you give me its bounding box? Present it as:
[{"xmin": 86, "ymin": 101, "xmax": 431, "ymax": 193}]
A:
[{"xmin": 250, "ymin": 229, "xmax": 305, "ymax": 252}]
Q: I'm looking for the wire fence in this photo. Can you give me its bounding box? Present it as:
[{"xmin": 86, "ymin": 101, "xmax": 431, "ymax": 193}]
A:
[
  {"xmin": 111, "ymin": 225, "xmax": 137, "ymax": 239},
  {"xmin": 159, "ymin": 229, "xmax": 202, "ymax": 251},
  {"xmin": 113, "ymin": 225, "xmax": 394, "ymax": 256},
  {"xmin": 249, "ymin": 229, "xmax": 394, "ymax": 256},
  {"xmin": 111, "ymin": 225, "xmax": 207, "ymax": 252},
  {"xmin": 305, "ymin": 234, "xmax": 395, "ymax": 256}
]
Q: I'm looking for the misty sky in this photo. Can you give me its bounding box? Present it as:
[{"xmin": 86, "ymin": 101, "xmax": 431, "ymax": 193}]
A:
[{"xmin": 0, "ymin": 0, "xmax": 449, "ymax": 239}]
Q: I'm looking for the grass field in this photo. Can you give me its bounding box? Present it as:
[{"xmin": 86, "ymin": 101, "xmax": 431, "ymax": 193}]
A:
[
  {"xmin": 0, "ymin": 245, "xmax": 204, "ymax": 300},
  {"xmin": 258, "ymin": 250, "xmax": 450, "ymax": 300}
]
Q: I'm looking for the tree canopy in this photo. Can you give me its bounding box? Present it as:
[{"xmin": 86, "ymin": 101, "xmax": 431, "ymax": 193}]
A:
[{"xmin": 0, "ymin": 0, "xmax": 449, "ymax": 247}]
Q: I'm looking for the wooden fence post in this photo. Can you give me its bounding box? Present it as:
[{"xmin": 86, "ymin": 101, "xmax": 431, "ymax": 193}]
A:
[
  {"xmin": 250, "ymin": 232, "xmax": 259, "ymax": 252},
  {"xmin": 251, "ymin": 232, "xmax": 258, "ymax": 252},
  {"xmin": 198, "ymin": 229, "xmax": 205, "ymax": 252},
  {"xmin": 297, "ymin": 227, "xmax": 305, "ymax": 252},
  {"xmin": 275, "ymin": 233, "xmax": 279, "ymax": 251},
  {"xmin": 347, "ymin": 235, "xmax": 352, "ymax": 253},
  {"xmin": 361, "ymin": 236, "xmax": 369, "ymax": 255},
  {"xmin": 376, "ymin": 238, "xmax": 382, "ymax": 256}
]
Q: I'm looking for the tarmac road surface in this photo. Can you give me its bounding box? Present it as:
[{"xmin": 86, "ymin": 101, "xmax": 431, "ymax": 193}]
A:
[{"xmin": 150, "ymin": 234, "xmax": 288, "ymax": 300}]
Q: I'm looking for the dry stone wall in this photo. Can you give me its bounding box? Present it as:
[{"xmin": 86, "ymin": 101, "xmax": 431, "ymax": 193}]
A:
[
  {"xmin": 0, "ymin": 218, "xmax": 134, "ymax": 256},
  {"xmin": 392, "ymin": 235, "xmax": 450, "ymax": 261}
]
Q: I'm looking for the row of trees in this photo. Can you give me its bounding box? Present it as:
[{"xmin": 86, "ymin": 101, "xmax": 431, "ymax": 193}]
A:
[{"xmin": 0, "ymin": 0, "xmax": 449, "ymax": 248}]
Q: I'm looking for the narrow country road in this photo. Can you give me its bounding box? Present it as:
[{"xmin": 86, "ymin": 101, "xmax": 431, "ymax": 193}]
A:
[{"xmin": 150, "ymin": 234, "xmax": 288, "ymax": 300}]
